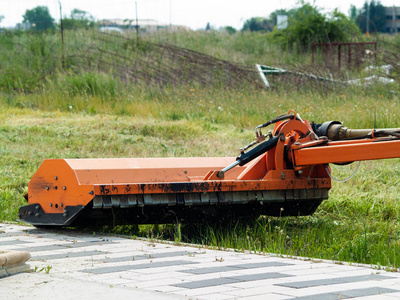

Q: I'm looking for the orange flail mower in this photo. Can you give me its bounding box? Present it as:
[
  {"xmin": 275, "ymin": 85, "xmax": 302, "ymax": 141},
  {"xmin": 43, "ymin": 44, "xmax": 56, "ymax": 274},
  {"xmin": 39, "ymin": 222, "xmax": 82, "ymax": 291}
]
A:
[{"xmin": 19, "ymin": 110, "xmax": 400, "ymax": 226}]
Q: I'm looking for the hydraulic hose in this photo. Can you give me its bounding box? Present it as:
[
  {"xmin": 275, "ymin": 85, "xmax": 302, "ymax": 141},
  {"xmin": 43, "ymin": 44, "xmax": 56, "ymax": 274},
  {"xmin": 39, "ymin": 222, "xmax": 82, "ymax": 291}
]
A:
[
  {"xmin": 217, "ymin": 136, "xmax": 279, "ymax": 178},
  {"xmin": 237, "ymin": 135, "xmax": 279, "ymax": 166}
]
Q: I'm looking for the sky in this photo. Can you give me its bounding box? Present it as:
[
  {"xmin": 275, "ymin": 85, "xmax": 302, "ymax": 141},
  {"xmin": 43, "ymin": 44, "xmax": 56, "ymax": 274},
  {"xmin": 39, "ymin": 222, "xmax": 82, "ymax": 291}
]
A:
[{"xmin": 1, "ymin": 0, "xmax": 400, "ymax": 30}]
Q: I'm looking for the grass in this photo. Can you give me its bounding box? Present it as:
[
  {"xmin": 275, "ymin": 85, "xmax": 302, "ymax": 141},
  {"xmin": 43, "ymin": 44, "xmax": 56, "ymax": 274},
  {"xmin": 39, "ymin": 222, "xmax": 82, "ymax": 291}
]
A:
[
  {"xmin": 1, "ymin": 29, "xmax": 400, "ymax": 270},
  {"xmin": 1, "ymin": 86, "xmax": 400, "ymax": 269}
]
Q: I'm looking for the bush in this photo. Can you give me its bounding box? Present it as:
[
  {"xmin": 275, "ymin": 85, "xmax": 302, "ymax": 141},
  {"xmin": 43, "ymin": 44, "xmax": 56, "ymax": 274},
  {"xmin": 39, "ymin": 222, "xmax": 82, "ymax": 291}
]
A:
[{"xmin": 271, "ymin": 4, "xmax": 361, "ymax": 51}]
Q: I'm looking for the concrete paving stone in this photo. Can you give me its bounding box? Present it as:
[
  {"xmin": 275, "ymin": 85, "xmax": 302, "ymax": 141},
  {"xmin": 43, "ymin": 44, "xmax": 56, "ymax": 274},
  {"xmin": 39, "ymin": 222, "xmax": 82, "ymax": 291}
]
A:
[
  {"xmin": 79, "ymin": 272, "xmax": 142, "ymax": 284},
  {"xmin": 222, "ymin": 283, "xmax": 297, "ymax": 297},
  {"xmin": 4, "ymin": 241, "xmax": 114, "ymax": 253},
  {"xmin": 177, "ymin": 261, "xmax": 234, "ymax": 269},
  {"xmin": 318, "ymin": 264, "xmax": 375, "ymax": 272},
  {"xmin": 149, "ymin": 285, "xmax": 187, "ymax": 293},
  {"xmin": 237, "ymin": 293, "xmax": 292, "ymax": 300},
  {"xmin": 31, "ymin": 250, "xmax": 107, "ymax": 261},
  {"xmin": 96, "ymin": 245, "xmax": 169, "ymax": 255},
  {"xmin": 225, "ymin": 277, "xmax": 286, "ymax": 289},
  {"xmin": 181, "ymin": 261, "xmax": 294, "ymax": 275},
  {"xmin": 173, "ymin": 272, "xmax": 292, "ymax": 289},
  {"xmin": 387, "ymin": 292, "xmax": 400, "ymax": 298},
  {"xmin": 5, "ymin": 238, "xmax": 59, "ymax": 245},
  {"xmin": 205, "ymin": 293, "xmax": 244, "ymax": 300},
  {"xmin": 209, "ymin": 267, "xmax": 284, "ymax": 278},
  {"xmin": 0, "ymin": 239, "xmax": 32, "ymax": 246},
  {"xmin": 360, "ymin": 295, "xmax": 400, "ymax": 300},
  {"xmin": 0, "ymin": 245, "xmax": 30, "ymax": 252},
  {"xmin": 123, "ymin": 276, "xmax": 189, "ymax": 288},
  {"xmin": 289, "ymin": 287, "xmax": 400, "ymax": 300},
  {"xmin": 135, "ymin": 264, "xmax": 201, "ymax": 274},
  {"xmin": 81, "ymin": 259, "xmax": 199, "ymax": 274},
  {"xmin": 120, "ymin": 270, "xmax": 186, "ymax": 281},
  {"xmin": 196, "ymin": 293, "xmax": 237, "ymax": 300},
  {"xmin": 265, "ymin": 273, "xmax": 344, "ymax": 285},
  {"xmin": 95, "ymin": 276, "xmax": 137, "ymax": 286},
  {"xmin": 198, "ymin": 257, "xmax": 271, "ymax": 266},
  {"xmin": 181, "ymin": 265, "xmax": 243, "ymax": 274},
  {"xmin": 94, "ymin": 250, "xmax": 205, "ymax": 263},
  {"xmin": 1, "ymin": 272, "xmax": 188, "ymax": 300},
  {"xmin": 226, "ymin": 272, "xmax": 293, "ymax": 282},
  {"xmin": 172, "ymin": 284, "xmax": 241, "ymax": 297},
  {"xmin": 229, "ymin": 276, "xmax": 400, "ymax": 296},
  {"xmin": 277, "ymin": 274, "xmax": 394, "ymax": 289},
  {"xmin": 0, "ymin": 235, "xmax": 19, "ymax": 240},
  {"xmin": 280, "ymin": 265, "xmax": 370, "ymax": 277},
  {"xmin": 173, "ymin": 272, "xmax": 247, "ymax": 282},
  {"xmin": 236, "ymin": 261, "xmax": 293, "ymax": 269},
  {"xmin": 384, "ymin": 281, "xmax": 400, "ymax": 288},
  {"xmin": 107, "ymin": 265, "xmax": 193, "ymax": 277},
  {"xmin": 263, "ymin": 280, "xmax": 400, "ymax": 298},
  {"xmin": 320, "ymin": 268, "xmax": 385, "ymax": 278},
  {"xmin": 317, "ymin": 280, "xmax": 400, "ymax": 291},
  {"xmin": 342, "ymin": 287, "xmax": 400, "ymax": 298},
  {"xmin": 225, "ymin": 265, "xmax": 330, "ymax": 278},
  {"xmin": 173, "ymin": 277, "xmax": 241, "ymax": 289}
]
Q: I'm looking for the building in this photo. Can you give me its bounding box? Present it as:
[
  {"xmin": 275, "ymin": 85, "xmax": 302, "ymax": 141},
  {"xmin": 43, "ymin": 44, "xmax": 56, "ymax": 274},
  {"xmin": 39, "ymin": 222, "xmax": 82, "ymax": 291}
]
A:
[
  {"xmin": 99, "ymin": 19, "xmax": 189, "ymax": 33},
  {"xmin": 385, "ymin": 6, "xmax": 400, "ymax": 33}
]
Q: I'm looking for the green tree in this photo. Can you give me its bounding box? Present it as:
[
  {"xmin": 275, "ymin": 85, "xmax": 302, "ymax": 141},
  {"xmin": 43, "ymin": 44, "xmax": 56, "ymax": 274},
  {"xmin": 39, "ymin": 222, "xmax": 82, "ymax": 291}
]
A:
[
  {"xmin": 355, "ymin": 0, "xmax": 386, "ymax": 33},
  {"xmin": 269, "ymin": 9, "xmax": 290, "ymax": 27},
  {"xmin": 271, "ymin": 4, "xmax": 361, "ymax": 50},
  {"xmin": 349, "ymin": 5, "xmax": 359, "ymax": 21},
  {"xmin": 23, "ymin": 6, "xmax": 55, "ymax": 31},
  {"xmin": 62, "ymin": 9, "xmax": 95, "ymax": 30},
  {"xmin": 223, "ymin": 26, "xmax": 237, "ymax": 34},
  {"xmin": 242, "ymin": 17, "xmax": 272, "ymax": 32}
]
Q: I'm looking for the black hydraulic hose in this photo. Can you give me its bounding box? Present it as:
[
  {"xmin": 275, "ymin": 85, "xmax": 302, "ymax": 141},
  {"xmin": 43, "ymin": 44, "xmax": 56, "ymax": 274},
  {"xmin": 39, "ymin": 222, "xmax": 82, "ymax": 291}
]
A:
[
  {"xmin": 217, "ymin": 136, "xmax": 279, "ymax": 179},
  {"xmin": 236, "ymin": 136, "xmax": 279, "ymax": 166},
  {"xmin": 217, "ymin": 115, "xmax": 291, "ymax": 179},
  {"xmin": 257, "ymin": 114, "xmax": 294, "ymax": 129}
]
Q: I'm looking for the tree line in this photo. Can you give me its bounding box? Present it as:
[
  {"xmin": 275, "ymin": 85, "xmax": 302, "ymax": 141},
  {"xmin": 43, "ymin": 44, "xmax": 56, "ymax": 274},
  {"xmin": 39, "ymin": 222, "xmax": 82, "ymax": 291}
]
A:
[
  {"xmin": 242, "ymin": 0, "xmax": 387, "ymax": 34},
  {"xmin": 15, "ymin": 0, "xmax": 389, "ymax": 34},
  {"xmin": 19, "ymin": 6, "xmax": 96, "ymax": 31},
  {"xmin": 6, "ymin": 0, "xmax": 392, "ymax": 52}
]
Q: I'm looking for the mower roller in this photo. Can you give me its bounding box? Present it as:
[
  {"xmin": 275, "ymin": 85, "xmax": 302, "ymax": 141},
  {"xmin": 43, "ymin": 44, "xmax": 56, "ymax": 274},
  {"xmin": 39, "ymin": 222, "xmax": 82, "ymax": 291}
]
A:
[{"xmin": 18, "ymin": 110, "xmax": 400, "ymax": 226}]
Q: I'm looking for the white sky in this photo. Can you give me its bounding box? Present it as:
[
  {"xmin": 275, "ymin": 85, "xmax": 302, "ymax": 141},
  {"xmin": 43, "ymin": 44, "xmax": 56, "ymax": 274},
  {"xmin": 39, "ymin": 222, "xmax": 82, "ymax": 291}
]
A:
[{"xmin": 1, "ymin": 0, "xmax": 400, "ymax": 29}]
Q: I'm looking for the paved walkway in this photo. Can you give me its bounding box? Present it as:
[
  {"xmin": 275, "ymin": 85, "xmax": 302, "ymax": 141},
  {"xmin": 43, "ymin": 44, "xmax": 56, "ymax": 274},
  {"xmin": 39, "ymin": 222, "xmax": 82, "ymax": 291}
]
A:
[{"xmin": 1, "ymin": 222, "xmax": 400, "ymax": 299}]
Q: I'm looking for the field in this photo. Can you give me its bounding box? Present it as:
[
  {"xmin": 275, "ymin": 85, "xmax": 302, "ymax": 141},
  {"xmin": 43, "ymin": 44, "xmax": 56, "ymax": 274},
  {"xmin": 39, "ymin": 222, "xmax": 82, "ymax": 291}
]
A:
[{"xmin": 1, "ymin": 29, "xmax": 400, "ymax": 270}]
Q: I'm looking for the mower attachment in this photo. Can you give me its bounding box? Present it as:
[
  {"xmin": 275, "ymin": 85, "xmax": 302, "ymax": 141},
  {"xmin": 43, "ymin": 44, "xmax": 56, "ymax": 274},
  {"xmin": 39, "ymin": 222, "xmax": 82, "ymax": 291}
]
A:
[{"xmin": 19, "ymin": 110, "xmax": 400, "ymax": 226}]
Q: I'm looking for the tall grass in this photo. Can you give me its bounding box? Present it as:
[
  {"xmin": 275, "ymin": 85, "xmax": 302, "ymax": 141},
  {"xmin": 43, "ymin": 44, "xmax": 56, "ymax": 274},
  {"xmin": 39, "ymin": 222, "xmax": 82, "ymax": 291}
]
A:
[
  {"xmin": 2, "ymin": 83, "xmax": 398, "ymax": 129},
  {"xmin": 0, "ymin": 29, "xmax": 399, "ymax": 94}
]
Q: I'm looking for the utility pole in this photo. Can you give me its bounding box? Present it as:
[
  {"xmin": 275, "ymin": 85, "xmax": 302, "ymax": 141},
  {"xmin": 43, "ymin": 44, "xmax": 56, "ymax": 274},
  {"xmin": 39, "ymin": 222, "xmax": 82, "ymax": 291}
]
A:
[
  {"xmin": 366, "ymin": 1, "xmax": 370, "ymax": 36},
  {"xmin": 59, "ymin": 1, "xmax": 65, "ymax": 69},
  {"xmin": 135, "ymin": 1, "xmax": 139, "ymax": 46}
]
